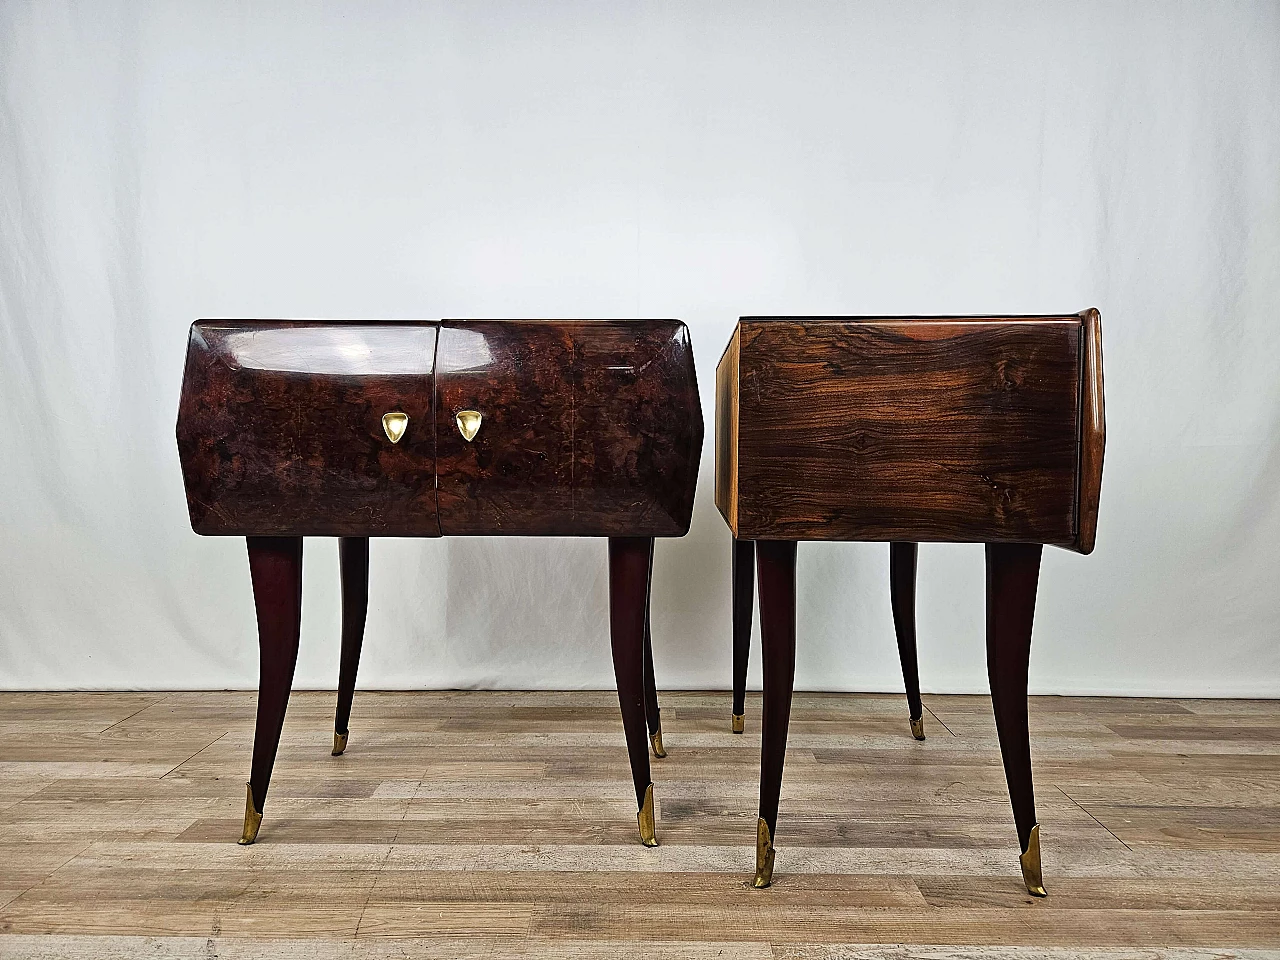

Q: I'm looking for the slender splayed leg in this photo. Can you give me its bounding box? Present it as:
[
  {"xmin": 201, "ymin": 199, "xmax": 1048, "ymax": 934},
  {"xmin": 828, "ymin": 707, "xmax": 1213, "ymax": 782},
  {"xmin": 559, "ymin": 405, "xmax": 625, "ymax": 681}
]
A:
[
  {"xmin": 609, "ymin": 536, "xmax": 658, "ymax": 846},
  {"xmin": 890, "ymin": 542, "xmax": 925, "ymax": 740},
  {"xmin": 242, "ymin": 536, "xmax": 304, "ymax": 844},
  {"xmin": 986, "ymin": 542, "xmax": 1046, "ymax": 896},
  {"xmin": 332, "ymin": 537, "xmax": 369, "ymax": 757},
  {"xmin": 754, "ymin": 539, "xmax": 798, "ymax": 887},
  {"xmin": 641, "ymin": 540, "xmax": 666, "ymax": 759},
  {"xmin": 731, "ymin": 537, "xmax": 755, "ymax": 733}
]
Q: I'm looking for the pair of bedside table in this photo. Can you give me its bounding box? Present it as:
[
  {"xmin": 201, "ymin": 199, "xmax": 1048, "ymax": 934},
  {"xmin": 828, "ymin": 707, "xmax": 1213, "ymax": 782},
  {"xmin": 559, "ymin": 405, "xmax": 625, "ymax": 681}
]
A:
[{"xmin": 176, "ymin": 311, "xmax": 1103, "ymax": 898}]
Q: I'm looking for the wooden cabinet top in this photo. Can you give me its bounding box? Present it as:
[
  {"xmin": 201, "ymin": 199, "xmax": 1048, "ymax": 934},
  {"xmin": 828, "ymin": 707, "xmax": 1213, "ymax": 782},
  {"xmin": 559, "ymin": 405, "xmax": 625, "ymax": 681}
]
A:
[
  {"xmin": 177, "ymin": 319, "xmax": 702, "ymax": 539},
  {"xmin": 715, "ymin": 311, "xmax": 1104, "ymax": 552}
]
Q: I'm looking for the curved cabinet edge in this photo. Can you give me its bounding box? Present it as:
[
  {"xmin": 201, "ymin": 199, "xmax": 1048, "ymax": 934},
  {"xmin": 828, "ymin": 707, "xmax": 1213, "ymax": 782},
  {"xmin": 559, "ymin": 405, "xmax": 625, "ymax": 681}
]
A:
[{"xmin": 1073, "ymin": 307, "xmax": 1105, "ymax": 555}]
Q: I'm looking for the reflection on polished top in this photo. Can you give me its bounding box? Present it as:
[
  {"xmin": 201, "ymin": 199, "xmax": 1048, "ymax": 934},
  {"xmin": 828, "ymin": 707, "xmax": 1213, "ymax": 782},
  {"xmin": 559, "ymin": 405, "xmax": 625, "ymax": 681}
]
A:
[
  {"xmin": 216, "ymin": 324, "xmax": 439, "ymax": 376},
  {"xmin": 176, "ymin": 319, "xmax": 703, "ymax": 539}
]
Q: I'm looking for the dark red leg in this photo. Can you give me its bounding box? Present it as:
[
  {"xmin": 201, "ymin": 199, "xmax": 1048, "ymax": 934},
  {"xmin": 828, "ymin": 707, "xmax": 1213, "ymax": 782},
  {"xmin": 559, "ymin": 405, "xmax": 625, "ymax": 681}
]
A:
[
  {"xmin": 641, "ymin": 540, "xmax": 666, "ymax": 758},
  {"xmin": 890, "ymin": 542, "xmax": 925, "ymax": 740},
  {"xmin": 985, "ymin": 541, "xmax": 1046, "ymax": 896},
  {"xmin": 731, "ymin": 537, "xmax": 755, "ymax": 733},
  {"xmin": 242, "ymin": 536, "xmax": 304, "ymax": 844},
  {"xmin": 753, "ymin": 539, "xmax": 797, "ymax": 887},
  {"xmin": 609, "ymin": 536, "xmax": 657, "ymax": 846},
  {"xmin": 332, "ymin": 537, "xmax": 369, "ymax": 756}
]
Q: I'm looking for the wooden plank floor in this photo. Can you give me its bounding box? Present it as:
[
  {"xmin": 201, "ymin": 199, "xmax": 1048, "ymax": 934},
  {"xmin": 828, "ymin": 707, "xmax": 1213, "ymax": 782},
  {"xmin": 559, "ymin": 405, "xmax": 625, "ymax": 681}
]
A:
[{"xmin": 0, "ymin": 691, "xmax": 1278, "ymax": 958}]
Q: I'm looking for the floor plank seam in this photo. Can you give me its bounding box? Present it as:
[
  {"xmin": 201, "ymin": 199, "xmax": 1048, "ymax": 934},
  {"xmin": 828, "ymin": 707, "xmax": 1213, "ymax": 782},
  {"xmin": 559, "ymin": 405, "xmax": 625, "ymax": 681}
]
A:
[
  {"xmin": 351, "ymin": 756, "xmax": 421, "ymax": 938},
  {"xmin": 352, "ymin": 844, "xmax": 398, "ymax": 938},
  {"xmin": 95, "ymin": 693, "xmax": 174, "ymax": 735},
  {"xmin": 159, "ymin": 731, "xmax": 228, "ymax": 781},
  {"xmin": 0, "ymin": 779, "xmax": 54, "ymax": 816},
  {"xmin": 0, "ymin": 839, "xmax": 94, "ymax": 912},
  {"xmin": 1054, "ymin": 785, "xmax": 1133, "ymax": 852},
  {"xmin": 923, "ymin": 703, "xmax": 957, "ymax": 738}
]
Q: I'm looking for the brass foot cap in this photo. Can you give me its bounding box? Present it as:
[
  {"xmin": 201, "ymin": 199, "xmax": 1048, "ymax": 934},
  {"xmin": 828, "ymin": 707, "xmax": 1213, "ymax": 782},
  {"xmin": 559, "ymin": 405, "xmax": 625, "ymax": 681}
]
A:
[
  {"xmin": 1020, "ymin": 823, "xmax": 1047, "ymax": 897},
  {"xmin": 638, "ymin": 783, "xmax": 658, "ymax": 847},
  {"xmin": 238, "ymin": 782, "xmax": 262, "ymax": 845},
  {"xmin": 753, "ymin": 817, "xmax": 775, "ymax": 888},
  {"xmin": 332, "ymin": 731, "xmax": 348, "ymax": 756},
  {"xmin": 732, "ymin": 713, "xmax": 745, "ymax": 734},
  {"xmin": 650, "ymin": 729, "xmax": 667, "ymax": 759},
  {"xmin": 910, "ymin": 715, "xmax": 926, "ymax": 741}
]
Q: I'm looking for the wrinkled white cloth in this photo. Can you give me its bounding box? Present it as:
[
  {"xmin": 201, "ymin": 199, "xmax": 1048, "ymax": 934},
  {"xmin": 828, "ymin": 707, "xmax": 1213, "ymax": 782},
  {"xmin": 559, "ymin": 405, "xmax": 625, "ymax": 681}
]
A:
[{"xmin": 2, "ymin": 1, "xmax": 1278, "ymax": 694}]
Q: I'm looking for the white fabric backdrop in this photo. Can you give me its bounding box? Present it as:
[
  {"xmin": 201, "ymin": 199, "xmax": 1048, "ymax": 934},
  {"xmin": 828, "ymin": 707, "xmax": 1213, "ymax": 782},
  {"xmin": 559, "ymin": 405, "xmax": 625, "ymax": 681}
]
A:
[{"xmin": 2, "ymin": 1, "xmax": 1278, "ymax": 695}]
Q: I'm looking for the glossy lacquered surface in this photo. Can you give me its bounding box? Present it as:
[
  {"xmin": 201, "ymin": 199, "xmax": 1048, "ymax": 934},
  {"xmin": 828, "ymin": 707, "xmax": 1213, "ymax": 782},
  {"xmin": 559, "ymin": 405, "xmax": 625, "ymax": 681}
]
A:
[
  {"xmin": 716, "ymin": 313, "xmax": 1105, "ymax": 550},
  {"xmin": 436, "ymin": 320, "xmax": 702, "ymax": 537},
  {"xmin": 177, "ymin": 321, "xmax": 438, "ymax": 537},
  {"xmin": 177, "ymin": 319, "xmax": 703, "ymax": 538}
]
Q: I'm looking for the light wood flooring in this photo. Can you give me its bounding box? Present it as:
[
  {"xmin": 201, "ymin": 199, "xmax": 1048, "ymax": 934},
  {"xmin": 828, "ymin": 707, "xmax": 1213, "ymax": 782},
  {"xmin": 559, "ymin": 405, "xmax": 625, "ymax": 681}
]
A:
[{"xmin": 0, "ymin": 690, "xmax": 1277, "ymax": 958}]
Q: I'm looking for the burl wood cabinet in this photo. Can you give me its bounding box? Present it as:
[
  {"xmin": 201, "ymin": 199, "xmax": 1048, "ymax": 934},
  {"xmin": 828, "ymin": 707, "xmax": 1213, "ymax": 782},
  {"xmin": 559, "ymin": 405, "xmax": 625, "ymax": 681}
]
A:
[
  {"xmin": 716, "ymin": 311, "xmax": 1105, "ymax": 896},
  {"xmin": 177, "ymin": 319, "xmax": 702, "ymax": 847}
]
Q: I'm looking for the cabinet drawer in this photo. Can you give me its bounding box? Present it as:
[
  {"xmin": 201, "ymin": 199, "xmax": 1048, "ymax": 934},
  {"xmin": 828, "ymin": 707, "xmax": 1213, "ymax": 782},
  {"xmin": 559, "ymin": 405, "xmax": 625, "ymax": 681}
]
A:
[
  {"xmin": 177, "ymin": 320, "xmax": 438, "ymax": 536},
  {"xmin": 435, "ymin": 320, "xmax": 702, "ymax": 537}
]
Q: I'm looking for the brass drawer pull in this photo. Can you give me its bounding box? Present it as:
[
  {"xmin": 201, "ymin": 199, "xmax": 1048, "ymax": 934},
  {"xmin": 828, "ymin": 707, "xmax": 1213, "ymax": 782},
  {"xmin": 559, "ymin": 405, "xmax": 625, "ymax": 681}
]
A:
[
  {"xmin": 456, "ymin": 410, "xmax": 482, "ymax": 442},
  {"xmin": 382, "ymin": 412, "xmax": 408, "ymax": 444}
]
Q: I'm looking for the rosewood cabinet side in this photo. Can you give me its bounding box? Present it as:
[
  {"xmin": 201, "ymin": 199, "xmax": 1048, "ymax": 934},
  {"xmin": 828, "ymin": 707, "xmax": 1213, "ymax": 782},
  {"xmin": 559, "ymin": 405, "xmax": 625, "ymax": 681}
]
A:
[{"xmin": 731, "ymin": 317, "xmax": 1083, "ymax": 544}]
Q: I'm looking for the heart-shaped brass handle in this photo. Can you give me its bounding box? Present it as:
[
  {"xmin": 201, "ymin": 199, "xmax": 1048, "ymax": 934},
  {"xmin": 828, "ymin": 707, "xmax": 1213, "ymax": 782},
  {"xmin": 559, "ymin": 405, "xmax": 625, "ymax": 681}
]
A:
[
  {"xmin": 456, "ymin": 410, "xmax": 482, "ymax": 442},
  {"xmin": 382, "ymin": 412, "xmax": 408, "ymax": 444}
]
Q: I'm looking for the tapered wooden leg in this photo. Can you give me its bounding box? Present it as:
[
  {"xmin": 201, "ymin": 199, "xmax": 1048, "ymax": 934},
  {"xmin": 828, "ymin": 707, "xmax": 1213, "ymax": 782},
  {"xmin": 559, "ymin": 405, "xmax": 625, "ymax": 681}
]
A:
[
  {"xmin": 731, "ymin": 537, "xmax": 755, "ymax": 733},
  {"xmin": 754, "ymin": 539, "xmax": 797, "ymax": 887},
  {"xmin": 332, "ymin": 537, "xmax": 369, "ymax": 757},
  {"xmin": 609, "ymin": 536, "xmax": 657, "ymax": 846},
  {"xmin": 242, "ymin": 536, "xmax": 304, "ymax": 844},
  {"xmin": 641, "ymin": 540, "xmax": 667, "ymax": 759},
  {"xmin": 985, "ymin": 541, "xmax": 1046, "ymax": 896},
  {"xmin": 890, "ymin": 542, "xmax": 925, "ymax": 740}
]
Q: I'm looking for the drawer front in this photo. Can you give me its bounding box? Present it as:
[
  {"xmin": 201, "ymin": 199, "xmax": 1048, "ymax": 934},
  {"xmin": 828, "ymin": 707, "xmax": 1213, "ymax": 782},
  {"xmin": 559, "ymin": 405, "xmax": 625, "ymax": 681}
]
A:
[
  {"xmin": 732, "ymin": 318, "xmax": 1082, "ymax": 544},
  {"xmin": 177, "ymin": 321, "xmax": 438, "ymax": 536},
  {"xmin": 435, "ymin": 321, "xmax": 573, "ymax": 535},
  {"xmin": 570, "ymin": 320, "xmax": 701, "ymax": 535},
  {"xmin": 435, "ymin": 320, "xmax": 702, "ymax": 537}
]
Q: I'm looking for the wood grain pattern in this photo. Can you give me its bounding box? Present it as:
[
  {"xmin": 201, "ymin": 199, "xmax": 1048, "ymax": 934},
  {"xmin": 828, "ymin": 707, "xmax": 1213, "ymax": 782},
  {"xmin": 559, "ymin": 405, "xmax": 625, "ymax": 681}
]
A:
[
  {"xmin": 1, "ymin": 690, "xmax": 1276, "ymax": 954},
  {"xmin": 718, "ymin": 315, "xmax": 1102, "ymax": 548},
  {"xmin": 435, "ymin": 320, "xmax": 702, "ymax": 537},
  {"xmin": 177, "ymin": 321, "xmax": 440, "ymax": 537},
  {"xmin": 178, "ymin": 319, "xmax": 702, "ymax": 540},
  {"xmin": 434, "ymin": 322, "xmax": 574, "ymax": 535}
]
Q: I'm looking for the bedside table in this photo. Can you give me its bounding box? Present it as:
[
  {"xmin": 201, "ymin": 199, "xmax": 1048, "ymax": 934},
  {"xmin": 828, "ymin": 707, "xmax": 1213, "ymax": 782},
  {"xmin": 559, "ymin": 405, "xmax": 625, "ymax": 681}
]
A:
[
  {"xmin": 715, "ymin": 310, "xmax": 1104, "ymax": 895},
  {"xmin": 177, "ymin": 319, "xmax": 702, "ymax": 848}
]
